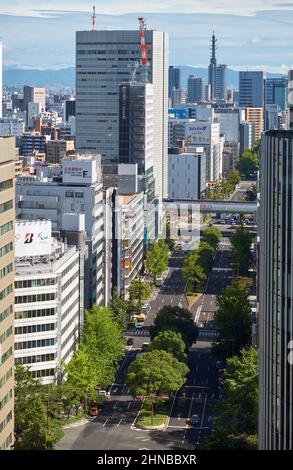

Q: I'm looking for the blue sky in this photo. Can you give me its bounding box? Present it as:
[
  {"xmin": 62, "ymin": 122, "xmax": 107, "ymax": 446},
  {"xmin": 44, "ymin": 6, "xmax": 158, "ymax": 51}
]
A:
[{"xmin": 1, "ymin": 0, "xmax": 293, "ymax": 72}]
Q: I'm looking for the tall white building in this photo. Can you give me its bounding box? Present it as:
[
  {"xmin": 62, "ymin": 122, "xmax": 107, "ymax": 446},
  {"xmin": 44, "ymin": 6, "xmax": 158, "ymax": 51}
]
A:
[
  {"xmin": 75, "ymin": 29, "xmax": 169, "ymax": 200},
  {"xmin": 14, "ymin": 222, "xmax": 82, "ymax": 384},
  {"xmin": 16, "ymin": 155, "xmax": 104, "ymax": 308}
]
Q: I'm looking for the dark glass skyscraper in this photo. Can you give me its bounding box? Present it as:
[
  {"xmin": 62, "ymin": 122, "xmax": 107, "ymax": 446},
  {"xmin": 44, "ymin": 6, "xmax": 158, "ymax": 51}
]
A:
[
  {"xmin": 265, "ymin": 78, "xmax": 288, "ymax": 111},
  {"xmin": 168, "ymin": 66, "xmax": 180, "ymax": 98},
  {"xmin": 259, "ymin": 129, "xmax": 293, "ymax": 450},
  {"xmin": 239, "ymin": 71, "xmax": 264, "ymax": 108}
]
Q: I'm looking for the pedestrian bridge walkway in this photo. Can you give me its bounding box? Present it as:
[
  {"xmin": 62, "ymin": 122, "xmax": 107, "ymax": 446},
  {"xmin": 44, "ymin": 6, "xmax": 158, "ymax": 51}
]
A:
[{"xmin": 164, "ymin": 199, "xmax": 257, "ymax": 214}]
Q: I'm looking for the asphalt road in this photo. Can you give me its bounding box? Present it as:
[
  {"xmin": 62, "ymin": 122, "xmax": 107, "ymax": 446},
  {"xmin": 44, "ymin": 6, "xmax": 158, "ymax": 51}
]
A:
[{"xmin": 56, "ymin": 227, "xmax": 235, "ymax": 450}]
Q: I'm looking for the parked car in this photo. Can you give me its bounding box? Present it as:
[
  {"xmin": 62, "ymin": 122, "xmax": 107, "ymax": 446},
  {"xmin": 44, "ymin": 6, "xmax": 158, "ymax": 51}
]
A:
[
  {"xmin": 127, "ymin": 338, "xmax": 134, "ymax": 346},
  {"xmin": 89, "ymin": 407, "xmax": 99, "ymax": 417},
  {"xmin": 188, "ymin": 414, "xmax": 199, "ymax": 425}
]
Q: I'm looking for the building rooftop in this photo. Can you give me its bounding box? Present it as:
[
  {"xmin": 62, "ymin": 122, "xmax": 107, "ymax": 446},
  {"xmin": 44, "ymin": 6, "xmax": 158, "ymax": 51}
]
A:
[{"xmin": 119, "ymin": 194, "xmax": 138, "ymax": 206}]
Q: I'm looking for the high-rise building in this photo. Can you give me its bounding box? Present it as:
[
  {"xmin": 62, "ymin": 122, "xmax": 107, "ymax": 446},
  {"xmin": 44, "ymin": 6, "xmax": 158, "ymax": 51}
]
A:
[
  {"xmin": 208, "ymin": 33, "xmax": 227, "ymax": 102},
  {"xmin": 23, "ymin": 86, "xmax": 46, "ymax": 113},
  {"xmin": 75, "ymin": 28, "xmax": 169, "ymax": 200},
  {"xmin": 265, "ymin": 78, "xmax": 288, "ymax": 111},
  {"xmin": 14, "ymin": 221, "xmax": 82, "ymax": 385},
  {"xmin": 169, "ymin": 66, "xmax": 180, "ymax": 98},
  {"xmin": 240, "ymin": 121, "xmax": 256, "ymax": 156},
  {"xmin": 171, "ymin": 88, "xmax": 186, "ymax": 107},
  {"xmin": 288, "ymin": 70, "xmax": 293, "ymax": 130},
  {"xmin": 259, "ymin": 129, "xmax": 293, "ymax": 450},
  {"xmin": 46, "ymin": 140, "xmax": 75, "ymax": 164},
  {"xmin": 0, "ymin": 137, "xmax": 15, "ymax": 450},
  {"xmin": 64, "ymin": 99, "xmax": 76, "ymax": 123},
  {"xmin": 244, "ymin": 107, "xmax": 264, "ymax": 140},
  {"xmin": 168, "ymin": 146, "xmax": 206, "ymax": 199},
  {"xmin": 239, "ymin": 71, "xmax": 264, "ymax": 108},
  {"xmin": 187, "ymin": 75, "xmax": 203, "ymax": 103}
]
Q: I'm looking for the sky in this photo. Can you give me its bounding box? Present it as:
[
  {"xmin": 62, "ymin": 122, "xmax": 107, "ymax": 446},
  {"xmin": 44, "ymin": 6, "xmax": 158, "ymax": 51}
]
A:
[{"xmin": 1, "ymin": 0, "xmax": 293, "ymax": 72}]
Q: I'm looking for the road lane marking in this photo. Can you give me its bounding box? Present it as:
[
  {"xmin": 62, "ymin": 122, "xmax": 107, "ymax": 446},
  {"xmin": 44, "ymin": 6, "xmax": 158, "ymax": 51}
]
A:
[
  {"xmin": 127, "ymin": 402, "xmax": 131, "ymax": 409},
  {"xmin": 103, "ymin": 418, "xmax": 109, "ymax": 427},
  {"xmin": 117, "ymin": 418, "xmax": 123, "ymax": 427},
  {"xmin": 200, "ymin": 393, "xmax": 208, "ymax": 429},
  {"xmin": 114, "ymin": 402, "xmax": 118, "ymax": 409}
]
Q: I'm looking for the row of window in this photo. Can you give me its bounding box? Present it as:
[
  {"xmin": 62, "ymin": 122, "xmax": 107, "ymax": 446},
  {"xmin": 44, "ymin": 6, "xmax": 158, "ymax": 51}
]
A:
[
  {"xmin": 31, "ymin": 368, "xmax": 55, "ymax": 379},
  {"xmin": 0, "ymin": 389, "xmax": 13, "ymax": 411},
  {"xmin": 0, "ymin": 179, "xmax": 13, "ymax": 192},
  {"xmin": 61, "ymin": 325, "xmax": 78, "ymax": 351},
  {"xmin": 65, "ymin": 191, "xmax": 84, "ymax": 198},
  {"xmin": 0, "ymin": 200, "xmax": 13, "ymax": 214},
  {"xmin": 0, "ymin": 262, "xmax": 13, "ymax": 281},
  {"xmin": 0, "ymin": 221, "xmax": 13, "ymax": 237},
  {"xmin": 0, "ymin": 347, "xmax": 13, "ymax": 366},
  {"xmin": 0, "ymin": 431, "xmax": 13, "ymax": 450},
  {"xmin": 0, "ymin": 368, "xmax": 12, "ymax": 390},
  {"xmin": 15, "ymin": 293, "xmax": 56, "ymax": 304},
  {"xmin": 61, "ymin": 299, "xmax": 78, "ymax": 323},
  {"xmin": 0, "ymin": 284, "xmax": 13, "ymax": 302},
  {"xmin": 0, "ymin": 305, "xmax": 13, "ymax": 324},
  {"xmin": 15, "ymin": 323, "xmax": 55, "ymax": 335},
  {"xmin": 0, "ymin": 411, "xmax": 12, "ymax": 434},
  {"xmin": 63, "ymin": 286, "xmax": 78, "ymax": 307},
  {"xmin": 15, "ymin": 278, "xmax": 56, "ymax": 289},
  {"xmin": 61, "ymin": 258, "xmax": 79, "ymax": 279},
  {"xmin": 0, "ymin": 242, "xmax": 13, "ymax": 258},
  {"xmin": 15, "ymin": 308, "xmax": 55, "ymax": 320},
  {"xmin": 0, "ymin": 326, "xmax": 13, "ymax": 345},
  {"xmin": 62, "ymin": 271, "xmax": 79, "ymax": 293},
  {"xmin": 15, "ymin": 353, "xmax": 55, "ymax": 365},
  {"xmin": 15, "ymin": 338, "xmax": 55, "ymax": 350}
]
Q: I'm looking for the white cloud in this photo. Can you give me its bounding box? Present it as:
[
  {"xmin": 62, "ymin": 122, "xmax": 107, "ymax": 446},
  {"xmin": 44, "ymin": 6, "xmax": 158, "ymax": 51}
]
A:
[{"xmin": 1, "ymin": 0, "xmax": 293, "ymax": 17}]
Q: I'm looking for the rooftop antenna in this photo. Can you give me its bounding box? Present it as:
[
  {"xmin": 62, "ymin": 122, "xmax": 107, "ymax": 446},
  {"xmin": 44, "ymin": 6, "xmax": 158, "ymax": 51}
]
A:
[
  {"xmin": 138, "ymin": 16, "xmax": 149, "ymax": 83},
  {"xmin": 92, "ymin": 5, "xmax": 96, "ymax": 31},
  {"xmin": 128, "ymin": 60, "xmax": 140, "ymax": 83}
]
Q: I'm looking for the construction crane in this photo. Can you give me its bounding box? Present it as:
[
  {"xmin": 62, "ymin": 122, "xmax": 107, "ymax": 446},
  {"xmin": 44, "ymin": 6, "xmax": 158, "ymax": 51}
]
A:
[
  {"xmin": 92, "ymin": 5, "xmax": 96, "ymax": 31},
  {"xmin": 138, "ymin": 16, "xmax": 149, "ymax": 83}
]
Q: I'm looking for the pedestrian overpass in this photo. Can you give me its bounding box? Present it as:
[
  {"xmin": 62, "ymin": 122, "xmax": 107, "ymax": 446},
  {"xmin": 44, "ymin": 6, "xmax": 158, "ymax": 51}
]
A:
[{"xmin": 164, "ymin": 199, "xmax": 257, "ymax": 214}]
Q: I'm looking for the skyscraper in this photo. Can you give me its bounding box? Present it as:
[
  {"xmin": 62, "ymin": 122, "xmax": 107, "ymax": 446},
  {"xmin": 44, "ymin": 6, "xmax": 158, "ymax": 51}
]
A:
[
  {"xmin": 0, "ymin": 42, "xmax": 2, "ymax": 119},
  {"xmin": 23, "ymin": 86, "xmax": 46, "ymax": 113},
  {"xmin": 187, "ymin": 75, "xmax": 203, "ymax": 103},
  {"xmin": 288, "ymin": 70, "xmax": 293, "ymax": 130},
  {"xmin": 208, "ymin": 33, "xmax": 227, "ymax": 102},
  {"xmin": 259, "ymin": 129, "xmax": 293, "ymax": 450},
  {"xmin": 239, "ymin": 71, "xmax": 264, "ymax": 108},
  {"xmin": 265, "ymin": 77, "xmax": 288, "ymax": 111},
  {"xmin": 0, "ymin": 137, "xmax": 15, "ymax": 450},
  {"xmin": 76, "ymin": 28, "xmax": 169, "ymax": 200},
  {"xmin": 168, "ymin": 66, "xmax": 180, "ymax": 98}
]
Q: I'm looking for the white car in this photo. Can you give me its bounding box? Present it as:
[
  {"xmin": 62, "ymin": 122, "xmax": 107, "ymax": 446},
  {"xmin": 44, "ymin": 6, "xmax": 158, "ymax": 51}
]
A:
[{"xmin": 136, "ymin": 322, "xmax": 144, "ymax": 329}]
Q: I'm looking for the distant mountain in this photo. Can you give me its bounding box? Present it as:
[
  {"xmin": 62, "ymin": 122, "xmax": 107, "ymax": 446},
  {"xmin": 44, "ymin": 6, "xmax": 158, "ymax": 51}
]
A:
[
  {"xmin": 3, "ymin": 66, "xmax": 287, "ymax": 89},
  {"xmin": 177, "ymin": 65, "xmax": 287, "ymax": 90},
  {"xmin": 4, "ymin": 68, "xmax": 75, "ymax": 88}
]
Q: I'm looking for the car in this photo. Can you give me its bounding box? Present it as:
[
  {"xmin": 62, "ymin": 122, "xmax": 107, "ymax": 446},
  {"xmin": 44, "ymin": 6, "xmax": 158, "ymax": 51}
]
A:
[
  {"xmin": 136, "ymin": 322, "xmax": 144, "ymax": 328},
  {"xmin": 220, "ymin": 220, "xmax": 226, "ymax": 224},
  {"xmin": 208, "ymin": 222, "xmax": 213, "ymax": 226},
  {"xmin": 189, "ymin": 414, "xmax": 199, "ymax": 425},
  {"xmin": 127, "ymin": 338, "xmax": 134, "ymax": 346},
  {"xmin": 89, "ymin": 407, "xmax": 99, "ymax": 416},
  {"xmin": 141, "ymin": 342, "xmax": 149, "ymax": 352},
  {"xmin": 142, "ymin": 304, "xmax": 151, "ymax": 314}
]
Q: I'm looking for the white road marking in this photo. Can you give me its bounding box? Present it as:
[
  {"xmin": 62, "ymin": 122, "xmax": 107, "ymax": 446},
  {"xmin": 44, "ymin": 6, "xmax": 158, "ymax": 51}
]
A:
[
  {"xmin": 114, "ymin": 402, "xmax": 118, "ymax": 409},
  {"xmin": 103, "ymin": 418, "xmax": 109, "ymax": 427},
  {"xmin": 127, "ymin": 402, "xmax": 131, "ymax": 409},
  {"xmin": 117, "ymin": 418, "xmax": 123, "ymax": 427}
]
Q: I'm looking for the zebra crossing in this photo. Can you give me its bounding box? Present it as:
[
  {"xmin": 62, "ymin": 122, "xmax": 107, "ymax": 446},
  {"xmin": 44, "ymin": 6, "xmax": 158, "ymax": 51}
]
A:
[{"xmin": 198, "ymin": 329, "xmax": 219, "ymax": 338}]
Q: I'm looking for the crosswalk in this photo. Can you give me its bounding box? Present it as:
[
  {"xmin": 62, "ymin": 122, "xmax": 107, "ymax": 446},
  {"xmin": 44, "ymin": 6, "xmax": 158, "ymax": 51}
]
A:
[{"xmin": 198, "ymin": 329, "xmax": 219, "ymax": 338}]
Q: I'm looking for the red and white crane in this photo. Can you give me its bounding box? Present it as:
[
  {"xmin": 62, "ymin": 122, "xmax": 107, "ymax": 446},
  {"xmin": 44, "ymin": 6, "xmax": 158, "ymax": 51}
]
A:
[{"xmin": 138, "ymin": 16, "xmax": 149, "ymax": 83}]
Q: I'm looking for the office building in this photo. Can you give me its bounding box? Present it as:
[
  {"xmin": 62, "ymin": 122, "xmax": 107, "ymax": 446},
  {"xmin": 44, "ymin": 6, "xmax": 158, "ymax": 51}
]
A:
[
  {"xmin": 20, "ymin": 132, "xmax": 47, "ymax": 156},
  {"xmin": 16, "ymin": 155, "xmax": 104, "ymax": 308},
  {"xmin": 14, "ymin": 221, "xmax": 82, "ymax": 385},
  {"xmin": 239, "ymin": 71, "xmax": 264, "ymax": 108},
  {"xmin": 119, "ymin": 193, "xmax": 144, "ymax": 300},
  {"xmin": 259, "ymin": 129, "xmax": 293, "ymax": 450},
  {"xmin": 265, "ymin": 78, "xmax": 287, "ymax": 111},
  {"xmin": 171, "ymin": 88, "xmax": 186, "ymax": 107},
  {"xmin": 0, "ymin": 137, "xmax": 15, "ymax": 450},
  {"xmin": 76, "ymin": 28, "xmax": 169, "ymax": 200},
  {"xmin": 46, "ymin": 140, "xmax": 75, "ymax": 164},
  {"xmin": 0, "ymin": 119, "xmax": 24, "ymax": 137},
  {"xmin": 27, "ymin": 102, "xmax": 41, "ymax": 129},
  {"xmin": 168, "ymin": 146, "xmax": 206, "ymax": 199},
  {"xmin": 288, "ymin": 70, "xmax": 293, "ymax": 130},
  {"xmin": 244, "ymin": 107, "xmax": 264, "ymax": 140},
  {"xmin": 240, "ymin": 121, "xmax": 256, "ymax": 156},
  {"xmin": 265, "ymin": 104, "xmax": 288, "ymax": 131},
  {"xmin": 169, "ymin": 66, "xmax": 180, "ymax": 98},
  {"xmin": 208, "ymin": 33, "xmax": 227, "ymax": 102},
  {"xmin": 23, "ymin": 86, "xmax": 46, "ymax": 113},
  {"xmin": 64, "ymin": 99, "xmax": 76, "ymax": 123},
  {"xmin": 187, "ymin": 75, "xmax": 203, "ymax": 103}
]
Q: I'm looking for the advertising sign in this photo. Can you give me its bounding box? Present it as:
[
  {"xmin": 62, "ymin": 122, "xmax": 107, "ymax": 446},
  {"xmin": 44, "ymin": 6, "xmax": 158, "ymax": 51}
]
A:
[
  {"xmin": 15, "ymin": 221, "xmax": 52, "ymax": 257},
  {"xmin": 62, "ymin": 159, "xmax": 96, "ymax": 185},
  {"xmin": 185, "ymin": 123, "xmax": 211, "ymax": 144}
]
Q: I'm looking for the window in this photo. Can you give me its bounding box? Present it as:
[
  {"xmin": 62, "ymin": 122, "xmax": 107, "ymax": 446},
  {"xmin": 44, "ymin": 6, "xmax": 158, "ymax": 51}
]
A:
[
  {"xmin": 71, "ymin": 203, "xmax": 75, "ymax": 211},
  {"xmin": 0, "ymin": 284, "xmax": 13, "ymax": 301},
  {"xmin": 15, "ymin": 323, "xmax": 55, "ymax": 335},
  {"xmin": 0, "ymin": 242, "xmax": 13, "ymax": 258},
  {"xmin": 15, "ymin": 353, "xmax": 55, "ymax": 365},
  {"xmin": 0, "ymin": 390, "xmax": 13, "ymax": 411},
  {"xmin": 15, "ymin": 338, "xmax": 56, "ymax": 350},
  {"xmin": 15, "ymin": 292, "xmax": 55, "ymax": 304},
  {"xmin": 15, "ymin": 278, "xmax": 55, "ymax": 289},
  {"xmin": 0, "ymin": 179, "xmax": 13, "ymax": 192},
  {"xmin": 81, "ymin": 204, "xmax": 85, "ymax": 211},
  {"xmin": 0, "ymin": 326, "xmax": 13, "ymax": 345},
  {"xmin": 0, "ymin": 411, "xmax": 12, "ymax": 434},
  {"xmin": 15, "ymin": 308, "xmax": 55, "ymax": 320},
  {"xmin": 65, "ymin": 191, "xmax": 74, "ymax": 198},
  {"xmin": 0, "ymin": 200, "xmax": 13, "ymax": 214},
  {"xmin": 0, "ymin": 368, "xmax": 13, "ymax": 390},
  {"xmin": 0, "ymin": 263, "xmax": 13, "ymax": 280},
  {"xmin": 0, "ymin": 221, "xmax": 13, "ymax": 237},
  {"xmin": 0, "ymin": 347, "xmax": 13, "ymax": 366},
  {"xmin": 31, "ymin": 369, "xmax": 55, "ymax": 379},
  {"xmin": 75, "ymin": 192, "xmax": 84, "ymax": 198},
  {"xmin": 0, "ymin": 305, "xmax": 13, "ymax": 324}
]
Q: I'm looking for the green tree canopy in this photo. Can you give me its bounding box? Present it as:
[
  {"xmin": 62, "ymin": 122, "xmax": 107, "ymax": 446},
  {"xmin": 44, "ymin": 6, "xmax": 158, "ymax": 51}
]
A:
[
  {"xmin": 146, "ymin": 240, "xmax": 169, "ymax": 282},
  {"xmin": 213, "ymin": 279, "xmax": 252, "ymax": 357},
  {"xmin": 150, "ymin": 306, "xmax": 198, "ymax": 347},
  {"xmin": 197, "ymin": 241, "xmax": 215, "ymax": 275},
  {"xmin": 109, "ymin": 288, "xmax": 129, "ymax": 331},
  {"xmin": 231, "ymin": 225, "xmax": 254, "ymax": 275},
  {"xmin": 129, "ymin": 276, "xmax": 151, "ymax": 306},
  {"xmin": 182, "ymin": 252, "xmax": 207, "ymax": 288},
  {"xmin": 149, "ymin": 330, "xmax": 188, "ymax": 362},
  {"xmin": 202, "ymin": 226, "xmax": 221, "ymax": 250},
  {"xmin": 238, "ymin": 150, "xmax": 259, "ymax": 178}
]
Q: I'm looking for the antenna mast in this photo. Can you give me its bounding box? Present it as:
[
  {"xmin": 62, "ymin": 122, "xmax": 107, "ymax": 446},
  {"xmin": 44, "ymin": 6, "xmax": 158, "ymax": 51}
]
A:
[{"xmin": 92, "ymin": 5, "xmax": 96, "ymax": 31}]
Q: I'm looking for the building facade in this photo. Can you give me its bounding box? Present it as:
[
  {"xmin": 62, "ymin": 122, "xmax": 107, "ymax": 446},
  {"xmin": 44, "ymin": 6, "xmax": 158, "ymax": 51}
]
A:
[
  {"xmin": 0, "ymin": 137, "xmax": 15, "ymax": 450},
  {"xmin": 239, "ymin": 71, "xmax": 264, "ymax": 108},
  {"xmin": 244, "ymin": 107, "xmax": 264, "ymax": 141},
  {"xmin": 168, "ymin": 147, "xmax": 206, "ymax": 199},
  {"xmin": 187, "ymin": 76, "xmax": 204, "ymax": 104},
  {"xmin": 259, "ymin": 129, "xmax": 293, "ymax": 450},
  {"xmin": 168, "ymin": 66, "xmax": 180, "ymax": 98},
  {"xmin": 75, "ymin": 28, "xmax": 169, "ymax": 200}
]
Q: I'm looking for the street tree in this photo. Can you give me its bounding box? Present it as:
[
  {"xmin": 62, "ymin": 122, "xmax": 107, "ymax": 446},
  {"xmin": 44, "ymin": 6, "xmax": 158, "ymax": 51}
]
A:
[
  {"xmin": 150, "ymin": 306, "xmax": 198, "ymax": 347},
  {"xmin": 129, "ymin": 276, "xmax": 151, "ymax": 307},
  {"xmin": 126, "ymin": 350, "xmax": 189, "ymax": 424},
  {"xmin": 197, "ymin": 241, "xmax": 215, "ymax": 275},
  {"xmin": 149, "ymin": 330, "xmax": 188, "ymax": 362},
  {"xmin": 213, "ymin": 278, "xmax": 252, "ymax": 357},
  {"xmin": 231, "ymin": 225, "xmax": 254, "ymax": 275},
  {"xmin": 110, "ymin": 288, "xmax": 129, "ymax": 330},
  {"xmin": 182, "ymin": 252, "xmax": 206, "ymax": 289},
  {"xmin": 228, "ymin": 169, "xmax": 241, "ymax": 187},
  {"xmin": 202, "ymin": 226, "xmax": 221, "ymax": 251},
  {"xmin": 238, "ymin": 150, "xmax": 259, "ymax": 178},
  {"xmin": 146, "ymin": 240, "xmax": 169, "ymax": 283}
]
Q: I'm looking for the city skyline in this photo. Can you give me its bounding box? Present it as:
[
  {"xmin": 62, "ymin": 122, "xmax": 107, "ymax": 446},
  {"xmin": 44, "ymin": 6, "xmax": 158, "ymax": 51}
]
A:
[{"xmin": 0, "ymin": 1, "xmax": 293, "ymax": 72}]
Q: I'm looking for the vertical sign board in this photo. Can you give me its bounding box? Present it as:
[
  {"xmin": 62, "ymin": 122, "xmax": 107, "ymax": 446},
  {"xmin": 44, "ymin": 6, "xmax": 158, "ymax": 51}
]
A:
[{"xmin": 15, "ymin": 221, "xmax": 52, "ymax": 257}]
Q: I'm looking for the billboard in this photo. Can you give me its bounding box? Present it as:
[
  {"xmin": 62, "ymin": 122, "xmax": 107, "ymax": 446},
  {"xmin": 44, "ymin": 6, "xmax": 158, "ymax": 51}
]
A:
[
  {"xmin": 185, "ymin": 123, "xmax": 211, "ymax": 144},
  {"xmin": 15, "ymin": 221, "xmax": 52, "ymax": 257},
  {"xmin": 62, "ymin": 159, "xmax": 96, "ymax": 185}
]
